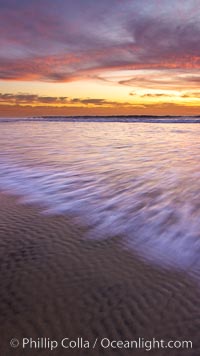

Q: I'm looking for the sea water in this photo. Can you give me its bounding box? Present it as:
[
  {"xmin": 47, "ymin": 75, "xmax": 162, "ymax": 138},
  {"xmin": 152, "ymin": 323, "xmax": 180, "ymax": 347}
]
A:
[{"xmin": 0, "ymin": 117, "xmax": 200, "ymax": 272}]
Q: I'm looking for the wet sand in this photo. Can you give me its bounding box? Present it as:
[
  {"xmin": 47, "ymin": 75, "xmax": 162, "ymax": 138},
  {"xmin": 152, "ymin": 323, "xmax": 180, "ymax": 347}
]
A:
[{"xmin": 0, "ymin": 193, "xmax": 200, "ymax": 355}]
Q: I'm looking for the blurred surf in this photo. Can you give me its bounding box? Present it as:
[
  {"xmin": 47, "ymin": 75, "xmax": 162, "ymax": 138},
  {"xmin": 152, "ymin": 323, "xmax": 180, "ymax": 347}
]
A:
[{"xmin": 0, "ymin": 118, "xmax": 200, "ymax": 272}]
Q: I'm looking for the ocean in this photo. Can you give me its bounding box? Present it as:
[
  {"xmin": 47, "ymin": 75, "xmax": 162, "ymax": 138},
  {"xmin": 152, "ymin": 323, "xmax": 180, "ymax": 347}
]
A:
[{"xmin": 1, "ymin": 117, "xmax": 200, "ymax": 273}]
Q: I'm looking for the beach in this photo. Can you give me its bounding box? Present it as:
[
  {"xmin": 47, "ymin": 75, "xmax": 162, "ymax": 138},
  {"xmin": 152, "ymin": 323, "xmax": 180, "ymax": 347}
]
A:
[
  {"xmin": 0, "ymin": 192, "xmax": 200, "ymax": 355},
  {"xmin": 0, "ymin": 119, "xmax": 200, "ymax": 355},
  {"xmin": 2, "ymin": 0, "xmax": 200, "ymax": 352}
]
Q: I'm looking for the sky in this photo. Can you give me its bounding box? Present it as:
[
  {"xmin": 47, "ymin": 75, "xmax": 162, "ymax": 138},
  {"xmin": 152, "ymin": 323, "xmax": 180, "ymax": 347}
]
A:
[{"xmin": 1, "ymin": 0, "xmax": 200, "ymax": 116}]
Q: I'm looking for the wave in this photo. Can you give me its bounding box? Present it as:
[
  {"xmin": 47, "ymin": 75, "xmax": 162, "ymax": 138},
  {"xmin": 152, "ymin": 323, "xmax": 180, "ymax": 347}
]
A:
[
  {"xmin": 1, "ymin": 157, "xmax": 200, "ymax": 274},
  {"xmin": 1, "ymin": 115, "xmax": 200, "ymax": 123},
  {"xmin": 0, "ymin": 120, "xmax": 200, "ymax": 274}
]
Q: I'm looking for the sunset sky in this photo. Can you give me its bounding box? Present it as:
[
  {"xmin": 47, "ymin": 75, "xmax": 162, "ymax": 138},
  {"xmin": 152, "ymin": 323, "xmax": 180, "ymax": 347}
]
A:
[{"xmin": 1, "ymin": 0, "xmax": 200, "ymax": 116}]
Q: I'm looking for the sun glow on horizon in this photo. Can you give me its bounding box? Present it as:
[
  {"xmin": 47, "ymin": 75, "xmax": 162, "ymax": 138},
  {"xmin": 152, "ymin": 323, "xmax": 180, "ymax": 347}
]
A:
[{"xmin": 1, "ymin": 0, "xmax": 200, "ymax": 116}]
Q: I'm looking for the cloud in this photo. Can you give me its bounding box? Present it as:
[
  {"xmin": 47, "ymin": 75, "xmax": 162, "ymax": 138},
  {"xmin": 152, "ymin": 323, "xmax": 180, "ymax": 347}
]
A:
[
  {"xmin": 119, "ymin": 70, "xmax": 200, "ymax": 90},
  {"xmin": 181, "ymin": 91, "xmax": 200, "ymax": 98},
  {"xmin": 141, "ymin": 93, "xmax": 170, "ymax": 98},
  {"xmin": 0, "ymin": 93, "xmax": 68, "ymax": 104},
  {"xmin": 0, "ymin": 92, "xmax": 131, "ymax": 107},
  {"xmin": 71, "ymin": 98, "xmax": 106, "ymax": 105},
  {"xmin": 0, "ymin": 0, "xmax": 200, "ymax": 84},
  {"xmin": 130, "ymin": 92, "xmax": 171, "ymax": 98},
  {"xmin": 1, "ymin": 101, "xmax": 200, "ymax": 118}
]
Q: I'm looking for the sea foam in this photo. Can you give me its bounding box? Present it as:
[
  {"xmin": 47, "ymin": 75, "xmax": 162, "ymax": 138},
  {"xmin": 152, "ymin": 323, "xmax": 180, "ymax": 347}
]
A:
[{"xmin": 0, "ymin": 118, "xmax": 200, "ymax": 273}]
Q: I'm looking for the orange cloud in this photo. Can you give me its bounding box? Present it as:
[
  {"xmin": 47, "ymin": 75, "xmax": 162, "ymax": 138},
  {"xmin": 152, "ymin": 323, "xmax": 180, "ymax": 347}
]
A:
[{"xmin": 1, "ymin": 102, "xmax": 200, "ymax": 118}]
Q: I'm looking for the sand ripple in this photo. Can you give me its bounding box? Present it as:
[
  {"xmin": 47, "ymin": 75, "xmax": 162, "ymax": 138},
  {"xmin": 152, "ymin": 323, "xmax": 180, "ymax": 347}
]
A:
[{"xmin": 0, "ymin": 194, "xmax": 200, "ymax": 355}]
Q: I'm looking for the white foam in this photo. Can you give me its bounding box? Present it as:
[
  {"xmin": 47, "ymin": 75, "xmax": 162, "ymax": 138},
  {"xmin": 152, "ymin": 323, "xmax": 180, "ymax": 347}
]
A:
[{"xmin": 0, "ymin": 120, "xmax": 200, "ymax": 273}]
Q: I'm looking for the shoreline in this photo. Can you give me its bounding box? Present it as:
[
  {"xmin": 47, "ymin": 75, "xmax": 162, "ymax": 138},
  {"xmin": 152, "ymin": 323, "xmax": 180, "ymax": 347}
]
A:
[{"xmin": 0, "ymin": 192, "xmax": 200, "ymax": 355}]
